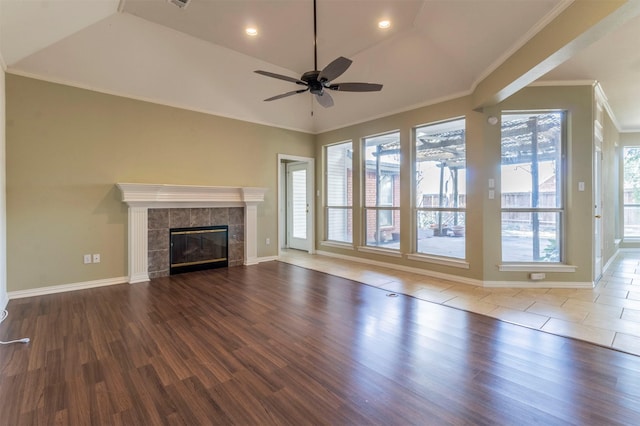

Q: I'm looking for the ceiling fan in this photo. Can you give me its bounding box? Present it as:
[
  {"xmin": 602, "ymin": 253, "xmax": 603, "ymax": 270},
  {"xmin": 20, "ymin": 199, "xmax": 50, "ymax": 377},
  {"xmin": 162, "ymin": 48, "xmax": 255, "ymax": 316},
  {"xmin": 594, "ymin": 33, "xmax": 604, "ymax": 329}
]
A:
[{"xmin": 254, "ymin": 0, "xmax": 383, "ymax": 108}]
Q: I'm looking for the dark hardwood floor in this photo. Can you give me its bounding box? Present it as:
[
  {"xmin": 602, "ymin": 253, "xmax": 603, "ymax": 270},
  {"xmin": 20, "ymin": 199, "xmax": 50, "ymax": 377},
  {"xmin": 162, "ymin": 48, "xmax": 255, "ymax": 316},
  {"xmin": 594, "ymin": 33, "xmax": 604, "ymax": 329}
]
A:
[{"xmin": 2, "ymin": 261, "xmax": 640, "ymax": 425}]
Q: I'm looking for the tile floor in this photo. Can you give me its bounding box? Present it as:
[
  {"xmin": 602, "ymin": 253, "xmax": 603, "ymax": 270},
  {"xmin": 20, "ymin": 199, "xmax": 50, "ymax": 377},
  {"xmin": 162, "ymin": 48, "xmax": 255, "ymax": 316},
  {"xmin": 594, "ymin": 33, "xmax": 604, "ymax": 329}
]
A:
[{"xmin": 278, "ymin": 249, "xmax": 640, "ymax": 356}]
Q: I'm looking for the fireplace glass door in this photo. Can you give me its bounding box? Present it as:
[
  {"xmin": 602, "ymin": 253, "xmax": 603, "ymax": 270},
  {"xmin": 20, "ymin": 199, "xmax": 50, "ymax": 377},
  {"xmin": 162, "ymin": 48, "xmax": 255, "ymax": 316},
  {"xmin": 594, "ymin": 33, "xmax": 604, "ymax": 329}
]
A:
[{"xmin": 170, "ymin": 226, "xmax": 228, "ymax": 275}]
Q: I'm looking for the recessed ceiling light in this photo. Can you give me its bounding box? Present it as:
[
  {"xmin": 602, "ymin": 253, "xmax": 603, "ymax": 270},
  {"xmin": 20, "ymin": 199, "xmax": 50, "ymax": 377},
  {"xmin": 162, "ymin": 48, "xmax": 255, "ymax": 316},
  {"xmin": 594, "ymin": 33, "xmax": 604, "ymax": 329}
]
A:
[
  {"xmin": 378, "ymin": 20, "xmax": 391, "ymax": 29},
  {"xmin": 246, "ymin": 27, "xmax": 258, "ymax": 36}
]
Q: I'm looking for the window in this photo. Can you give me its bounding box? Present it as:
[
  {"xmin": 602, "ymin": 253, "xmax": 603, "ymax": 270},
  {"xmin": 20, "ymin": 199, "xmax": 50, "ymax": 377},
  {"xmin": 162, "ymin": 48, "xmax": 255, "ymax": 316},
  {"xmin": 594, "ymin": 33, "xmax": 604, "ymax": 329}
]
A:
[
  {"xmin": 623, "ymin": 147, "xmax": 640, "ymax": 238},
  {"xmin": 364, "ymin": 131, "xmax": 400, "ymax": 248},
  {"xmin": 414, "ymin": 118, "xmax": 466, "ymax": 259},
  {"xmin": 326, "ymin": 141, "xmax": 353, "ymax": 243},
  {"xmin": 501, "ymin": 111, "xmax": 565, "ymax": 262}
]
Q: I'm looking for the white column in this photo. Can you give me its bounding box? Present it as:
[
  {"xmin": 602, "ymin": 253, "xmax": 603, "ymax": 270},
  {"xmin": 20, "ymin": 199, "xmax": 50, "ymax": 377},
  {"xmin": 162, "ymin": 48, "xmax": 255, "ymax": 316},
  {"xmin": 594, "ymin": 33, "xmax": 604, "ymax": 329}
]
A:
[
  {"xmin": 244, "ymin": 202, "xmax": 259, "ymax": 265},
  {"xmin": 128, "ymin": 206, "xmax": 150, "ymax": 283}
]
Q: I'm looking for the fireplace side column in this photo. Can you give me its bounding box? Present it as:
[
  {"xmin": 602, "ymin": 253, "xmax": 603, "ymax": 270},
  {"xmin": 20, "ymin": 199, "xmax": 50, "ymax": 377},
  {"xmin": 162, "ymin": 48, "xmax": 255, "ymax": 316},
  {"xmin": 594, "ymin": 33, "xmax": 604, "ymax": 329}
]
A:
[
  {"xmin": 244, "ymin": 202, "xmax": 259, "ymax": 265},
  {"xmin": 128, "ymin": 206, "xmax": 150, "ymax": 283}
]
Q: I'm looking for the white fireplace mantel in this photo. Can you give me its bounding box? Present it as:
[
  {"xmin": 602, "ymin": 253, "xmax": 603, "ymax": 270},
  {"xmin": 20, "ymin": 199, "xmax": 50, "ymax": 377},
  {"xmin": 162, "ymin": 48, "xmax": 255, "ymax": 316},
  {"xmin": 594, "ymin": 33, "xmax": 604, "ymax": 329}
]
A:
[{"xmin": 117, "ymin": 183, "xmax": 268, "ymax": 283}]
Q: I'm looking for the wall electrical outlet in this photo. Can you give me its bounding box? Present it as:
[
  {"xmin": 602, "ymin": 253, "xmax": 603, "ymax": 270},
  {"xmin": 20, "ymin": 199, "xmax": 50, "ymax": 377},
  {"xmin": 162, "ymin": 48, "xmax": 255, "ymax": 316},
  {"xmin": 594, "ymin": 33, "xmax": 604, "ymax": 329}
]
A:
[
  {"xmin": 266, "ymin": 238, "xmax": 271, "ymax": 245},
  {"xmin": 83, "ymin": 254, "xmax": 92, "ymax": 264},
  {"xmin": 93, "ymin": 254, "xmax": 101, "ymax": 263}
]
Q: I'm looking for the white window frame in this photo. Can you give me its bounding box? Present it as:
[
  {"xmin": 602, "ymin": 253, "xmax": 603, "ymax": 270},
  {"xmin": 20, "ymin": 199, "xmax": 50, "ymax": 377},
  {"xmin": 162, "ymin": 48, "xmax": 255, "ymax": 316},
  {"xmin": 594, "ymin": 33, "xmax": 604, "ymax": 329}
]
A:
[
  {"xmin": 324, "ymin": 141, "xmax": 353, "ymax": 245},
  {"xmin": 500, "ymin": 110, "xmax": 567, "ymax": 264}
]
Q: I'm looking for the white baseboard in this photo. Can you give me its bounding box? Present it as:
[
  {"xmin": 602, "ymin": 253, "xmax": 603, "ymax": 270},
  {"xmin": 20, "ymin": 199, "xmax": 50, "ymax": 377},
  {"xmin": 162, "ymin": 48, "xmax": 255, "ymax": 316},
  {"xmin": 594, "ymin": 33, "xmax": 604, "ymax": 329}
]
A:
[
  {"xmin": 257, "ymin": 255, "xmax": 279, "ymax": 263},
  {"xmin": 8, "ymin": 276, "xmax": 128, "ymax": 300},
  {"xmin": 483, "ymin": 280, "xmax": 593, "ymax": 289},
  {"xmin": 602, "ymin": 248, "xmax": 620, "ymax": 276},
  {"xmin": 316, "ymin": 250, "xmax": 484, "ymax": 287},
  {"xmin": 314, "ymin": 250, "xmax": 595, "ymax": 289},
  {"xmin": 0, "ymin": 292, "xmax": 8, "ymax": 310}
]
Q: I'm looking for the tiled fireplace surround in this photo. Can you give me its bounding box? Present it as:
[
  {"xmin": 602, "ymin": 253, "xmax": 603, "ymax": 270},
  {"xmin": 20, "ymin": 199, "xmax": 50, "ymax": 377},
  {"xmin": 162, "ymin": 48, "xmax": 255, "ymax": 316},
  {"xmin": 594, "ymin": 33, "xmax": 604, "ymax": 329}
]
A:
[
  {"xmin": 117, "ymin": 183, "xmax": 267, "ymax": 284},
  {"xmin": 148, "ymin": 207, "xmax": 245, "ymax": 278}
]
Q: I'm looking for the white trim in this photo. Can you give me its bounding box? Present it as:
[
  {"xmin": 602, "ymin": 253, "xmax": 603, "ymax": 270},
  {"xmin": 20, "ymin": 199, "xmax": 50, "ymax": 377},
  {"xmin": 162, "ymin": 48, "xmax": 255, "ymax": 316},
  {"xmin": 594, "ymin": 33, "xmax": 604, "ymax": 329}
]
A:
[
  {"xmin": 470, "ymin": 0, "xmax": 574, "ymax": 93},
  {"xmin": 116, "ymin": 183, "xmax": 267, "ymax": 207},
  {"xmin": 257, "ymin": 255, "xmax": 279, "ymax": 263},
  {"xmin": 356, "ymin": 246, "xmax": 403, "ymax": 258},
  {"xmin": 317, "ymin": 250, "xmax": 483, "ymax": 287},
  {"xmin": 498, "ymin": 263, "xmax": 577, "ymax": 273},
  {"xmin": 116, "ymin": 183, "xmax": 268, "ymax": 280},
  {"xmin": 320, "ymin": 241, "xmax": 355, "ymax": 250},
  {"xmin": 8, "ymin": 276, "xmax": 128, "ymax": 299},
  {"xmin": 277, "ymin": 155, "xmax": 315, "ymax": 256},
  {"xmin": 483, "ymin": 280, "xmax": 593, "ymax": 289},
  {"xmin": 406, "ymin": 253, "xmax": 470, "ymax": 269},
  {"xmin": 602, "ymin": 249, "xmax": 620, "ymax": 276},
  {"xmin": 0, "ymin": 293, "xmax": 8, "ymax": 311},
  {"xmin": 315, "ymin": 250, "xmax": 592, "ymax": 288},
  {"xmin": 5, "ymin": 69, "xmax": 314, "ymax": 135}
]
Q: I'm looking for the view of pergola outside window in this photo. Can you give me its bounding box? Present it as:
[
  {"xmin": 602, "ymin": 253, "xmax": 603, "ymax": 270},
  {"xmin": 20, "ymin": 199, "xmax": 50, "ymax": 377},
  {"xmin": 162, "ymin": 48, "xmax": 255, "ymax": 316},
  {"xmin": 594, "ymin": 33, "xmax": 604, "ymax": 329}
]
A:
[
  {"xmin": 363, "ymin": 132, "xmax": 401, "ymax": 248},
  {"xmin": 501, "ymin": 111, "xmax": 565, "ymax": 262},
  {"xmin": 414, "ymin": 118, "xmax": 466, "ymax": 259},
  {"xmin": 624, "ymin": 146, "xmax": 640, "ymax": 238}
]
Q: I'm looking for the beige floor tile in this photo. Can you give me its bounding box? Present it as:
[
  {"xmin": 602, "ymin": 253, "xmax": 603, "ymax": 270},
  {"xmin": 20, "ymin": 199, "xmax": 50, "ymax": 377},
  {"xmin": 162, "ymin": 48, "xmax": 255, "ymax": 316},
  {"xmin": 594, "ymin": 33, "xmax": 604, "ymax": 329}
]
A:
[
  {"xmin": 412, "ymin": 288, "xmax": 456, "ymax": 304},
  {"xmin": 486, "ymin": 307, "xmax": 550, "ymax": 329},
  {"xmin": 541, "ymin": 318, "xmax": 615, "ymax": 347},
  {"xmin": 517, "ymin": 292, "xmax": 568, "ymax": 307},
  {"xmin": 627, "ymin": 291, "xmax": 640, "ymax": 301},
  {"xmin": 621, "ymin": 308, "xmax": 640, "ymax": 322},
  {"xmin": 596, "ymin": 295, "xmax": 640, "ymax": 310},
  {"xmin": 479, "ymin": 294, "xmax": 535, "ymax": 311},
  {"xmin": 481, "ymin": 287, "xmax": 522, "ymax": 296},
  {"xmin": 443, "ymin": 297, "xmax": 499, "ymax": 316},
  {"xmin": 595, "ymin": 288, "xmax": 630, "ymax": 299},
  {"xmin": 440, "ymin": 285, "xmax": 486, "ymax": 300},
  {"xmin": 603, "ymin": 282, "xmax": 639, "ymax": 292},
  {"xmin": 562, "ymin": 298, "xmax": 623, "ymax": 318},
  {"xmin": 526, "ymin": 302, "xmax": 589, "ymax": 323},
  {"xmin": 612, "ymin": 333, "xmax": 640, "ymax": 356},
  {"xmin": 583, "ymin": 315, "xmax": 640, "ymax": 338},
  {"xmin": 546, "ymin": 289, "xmax": 598, "ymax": 302},
  {"xmin": 379, "ymin": 281, "xmax": 428, "ymax": 294},
  {"xmin": 601, "ymin": 274, "xmax": 635, "ymax": 284},
  {"xmin": 413, "ymin": 280, "xmax": 456, "ymax": 292}
]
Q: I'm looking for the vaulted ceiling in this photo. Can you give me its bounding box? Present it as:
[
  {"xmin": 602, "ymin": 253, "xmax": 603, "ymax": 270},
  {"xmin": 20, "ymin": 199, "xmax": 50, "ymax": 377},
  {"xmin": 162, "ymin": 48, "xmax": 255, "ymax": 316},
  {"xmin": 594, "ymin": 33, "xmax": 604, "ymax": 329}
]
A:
[{"xmin": 2, "ymin": 0, "xmax": 640, "ymax": 134}]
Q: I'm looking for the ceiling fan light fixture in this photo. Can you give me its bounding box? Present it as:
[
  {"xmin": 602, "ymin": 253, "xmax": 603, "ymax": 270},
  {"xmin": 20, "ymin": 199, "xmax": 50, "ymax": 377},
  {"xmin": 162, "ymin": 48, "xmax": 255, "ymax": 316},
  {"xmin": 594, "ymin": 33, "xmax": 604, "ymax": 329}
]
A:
[
  {"xmin": 253, "ymin": 0, "xmax": 383, "ymax": 108},
  {"xmin": 245, "ymin": 27, "xmax": 258, "ymax": 36},
  {"xmin": 378, "ymin": 20, "xmax": 391, "ymax": 29}
]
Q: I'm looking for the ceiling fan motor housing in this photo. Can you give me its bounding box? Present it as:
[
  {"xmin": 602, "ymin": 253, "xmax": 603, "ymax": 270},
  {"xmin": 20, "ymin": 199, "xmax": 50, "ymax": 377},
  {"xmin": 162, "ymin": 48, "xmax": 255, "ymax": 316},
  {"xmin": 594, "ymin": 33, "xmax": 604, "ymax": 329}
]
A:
[{"xmin": 302, "ymin": 71, "xmax": 324, "ymax": 94}]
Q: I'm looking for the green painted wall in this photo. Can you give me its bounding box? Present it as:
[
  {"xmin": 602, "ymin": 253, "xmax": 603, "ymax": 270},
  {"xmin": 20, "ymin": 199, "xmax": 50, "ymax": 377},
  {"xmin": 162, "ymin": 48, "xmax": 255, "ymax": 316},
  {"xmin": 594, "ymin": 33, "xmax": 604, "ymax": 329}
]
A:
[
  {"xmin": 6, "ymin": 75, "xmax": 314, "ymax": 292},
  {"xmin": 5, "ymin": 73, "xmax": 622, "ymax": 291}
]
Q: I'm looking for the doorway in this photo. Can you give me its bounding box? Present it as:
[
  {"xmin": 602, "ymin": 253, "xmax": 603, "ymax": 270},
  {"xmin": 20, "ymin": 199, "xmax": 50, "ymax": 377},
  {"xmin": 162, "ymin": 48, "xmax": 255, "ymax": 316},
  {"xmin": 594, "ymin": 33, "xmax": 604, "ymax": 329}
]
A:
[{"xmin": 278, "ymin": 155, "xmax": 315, "ymax": 255}]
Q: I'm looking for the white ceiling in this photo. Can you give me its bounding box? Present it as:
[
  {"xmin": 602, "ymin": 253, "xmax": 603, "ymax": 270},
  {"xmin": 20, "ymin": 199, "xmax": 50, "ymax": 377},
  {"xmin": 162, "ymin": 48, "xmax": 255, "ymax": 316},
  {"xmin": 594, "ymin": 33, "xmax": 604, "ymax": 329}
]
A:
[{"xmin": 1, "ymin": 0, "xmax": 640, "ymax": 134}]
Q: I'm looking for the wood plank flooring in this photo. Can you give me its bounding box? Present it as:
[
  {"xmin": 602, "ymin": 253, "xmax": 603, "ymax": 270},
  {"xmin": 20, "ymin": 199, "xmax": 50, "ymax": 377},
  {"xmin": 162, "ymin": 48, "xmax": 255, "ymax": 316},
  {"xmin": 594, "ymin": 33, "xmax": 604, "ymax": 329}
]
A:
[{"xmin": 2, "ymin": 261, "xmax": 640, "ymax": 425}]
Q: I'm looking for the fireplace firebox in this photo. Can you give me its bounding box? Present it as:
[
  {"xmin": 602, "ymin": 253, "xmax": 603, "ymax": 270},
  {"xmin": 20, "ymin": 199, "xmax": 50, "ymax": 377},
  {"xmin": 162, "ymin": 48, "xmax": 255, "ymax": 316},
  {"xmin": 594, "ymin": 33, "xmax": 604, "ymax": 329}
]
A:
[{"xmin": 170, "ymin": 226, "xmax": 228, "ymax": 275}]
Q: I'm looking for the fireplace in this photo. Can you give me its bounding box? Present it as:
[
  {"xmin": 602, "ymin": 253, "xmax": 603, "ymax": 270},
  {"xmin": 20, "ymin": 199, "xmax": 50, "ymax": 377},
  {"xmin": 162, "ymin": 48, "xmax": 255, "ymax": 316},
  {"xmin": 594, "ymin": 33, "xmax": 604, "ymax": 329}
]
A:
[
  {"xmin": 116, "ymin": 183, "xmax": 267, "ymax": 284},
  {"xmin": 170, "ymin": 226, "xmax": 228, "ymax": 275}
]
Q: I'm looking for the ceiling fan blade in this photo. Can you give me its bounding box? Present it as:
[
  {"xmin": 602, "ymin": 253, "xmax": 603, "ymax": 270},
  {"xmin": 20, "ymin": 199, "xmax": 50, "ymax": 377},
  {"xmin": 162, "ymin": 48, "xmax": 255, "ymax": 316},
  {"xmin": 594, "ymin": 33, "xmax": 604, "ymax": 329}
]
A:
[
  {"xmin": 255, "ymin": 70, "xmax": 306, "ymax": 85},
  {"xmin": 318, "ymin": 56, "xmax": 352, "ymax": 82},
  {"xmin": 327, "ymin": 82, "xmax": 383, "ymax": 92},
  {"xmin": 315, "ymin": 91, "xmax": 334, "ymax": 108},
  {"xmin": 264, "ymin": 89, "xmax": 308, "ymax": 102}
]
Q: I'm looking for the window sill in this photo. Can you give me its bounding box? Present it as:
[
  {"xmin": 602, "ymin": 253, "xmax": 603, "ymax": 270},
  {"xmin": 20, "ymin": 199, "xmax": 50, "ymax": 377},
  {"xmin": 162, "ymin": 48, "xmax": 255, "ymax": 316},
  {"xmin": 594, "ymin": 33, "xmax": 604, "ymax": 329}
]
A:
[
  {"xmin": 407, "ymin": 253, "xmax": 469, "ymax": 269},
  {"xmin": 498, "ymin": 263, "xmax": 577, "ymax": 273},
  {"xmin": 357, "ymin": 246, "xmax": 402, "ymax": 258},
  {"xmin": 320, "ymin": 241, "xmax": 355, "ymax": 250}
]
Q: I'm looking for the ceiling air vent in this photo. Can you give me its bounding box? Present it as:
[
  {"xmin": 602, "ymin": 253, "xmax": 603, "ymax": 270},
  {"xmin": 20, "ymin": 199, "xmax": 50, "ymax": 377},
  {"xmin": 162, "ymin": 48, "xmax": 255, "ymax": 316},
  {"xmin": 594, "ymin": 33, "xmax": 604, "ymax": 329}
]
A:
[{"xmin": 168, "ymin": 0, "xmax": 191, "ymax": 9}]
